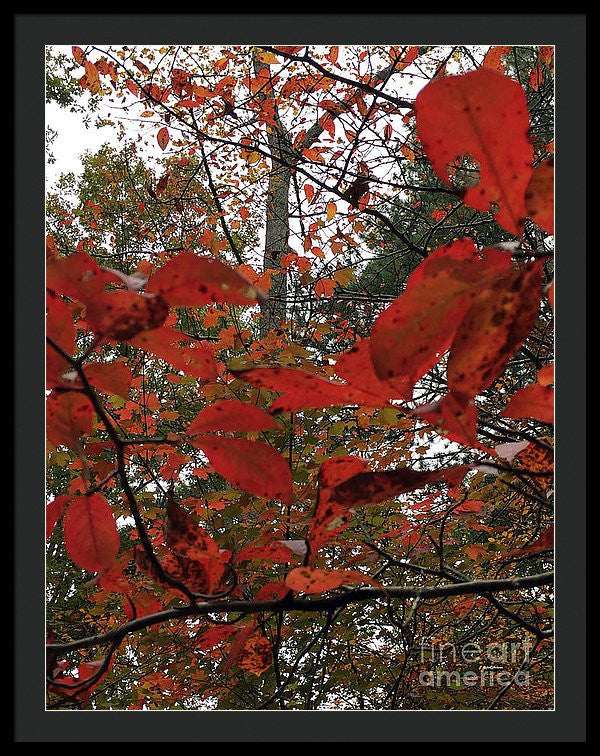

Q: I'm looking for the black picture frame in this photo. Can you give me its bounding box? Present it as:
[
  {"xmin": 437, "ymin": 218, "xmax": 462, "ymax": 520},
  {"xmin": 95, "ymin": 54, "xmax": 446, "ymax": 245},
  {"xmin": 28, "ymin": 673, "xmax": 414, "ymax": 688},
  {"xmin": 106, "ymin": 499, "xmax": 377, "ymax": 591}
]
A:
[{"xmin": 15, "ymin": 14, "xmax": 586, "ymax": 742}]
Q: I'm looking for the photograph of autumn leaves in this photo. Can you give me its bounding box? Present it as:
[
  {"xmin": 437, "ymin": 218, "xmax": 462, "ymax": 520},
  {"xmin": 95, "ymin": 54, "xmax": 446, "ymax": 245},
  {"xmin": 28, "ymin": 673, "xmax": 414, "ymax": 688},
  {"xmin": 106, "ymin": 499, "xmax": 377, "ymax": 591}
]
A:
[{"xmin": 45, "ymin": 42, "xmax": 555, "ymax": 712}]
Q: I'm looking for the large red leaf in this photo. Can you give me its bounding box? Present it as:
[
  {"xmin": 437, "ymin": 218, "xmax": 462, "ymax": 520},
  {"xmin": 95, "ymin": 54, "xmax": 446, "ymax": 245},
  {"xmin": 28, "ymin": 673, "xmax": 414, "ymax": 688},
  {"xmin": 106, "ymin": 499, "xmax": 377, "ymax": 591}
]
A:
[
  {"xmin": 308, "ymin": 456, "xmax": 369, "ymax": 557},
  {"xmin": 86, "ymin": 290, "xmax": 169, "ymax": 341},
  {"xmin": 236, "ymin": 537, "xmax": 300, "ymax": 564},
  {"xmin": 47, "ymin": 252, "xmax": 169, "ymax": 341},
  {"xmin": 134, "ymin": 545, "xmax": 217, "ymax": 596},
  {"xmin": 230, "ymin": 366, "xmax": 388, "ymax": 414},
  {"xmin": 285, "ymin": 567, "xmax": 380, "ymax": 595},
  {"xmin": 370, "ymin": 240, "xmax": 512, "ymax": 395},
  {"xmin": 46, "ymin": 292, "xmax": 76, "ymax": 388},
  {"xmin": 163, "ymin": 494, "xmax": 226, "ymax": 593},
  {"xmin": 447, "ymin": 261, "xmax": 543, "ymax": 398},
  {"xmin": 334, "ymin": 338, "xmax": 403, "ymax": 399},
  {"xmin": 187, "ymin": 400, "xmax": 278, "ymax": 435},
  {"xmin": 415, "ymin": 68, "xmax": 533, "ymax": 235},
  {"xmin": 503, "ymin": 384, "xmax": 554, "ymax": 424},
  {"xmin": 525, "ymin": 159, "xmax": 554, "ymax": 234},
  {"xmin": 190, "ymin": 436, "xmax": 293, "ymax": 502},
  {"xmin": 145, "ymin": 250, "xmax": 263, "ymax": 307},
  {"xmin": 129, "ymin": 326, "xmax": 218, "ymax": 380},
  {"xmin": 328, "ymin": 466, "xmax": 469, "ymax": 508},
  {"xmin": 63, "ymin": 493, "xmax": 120, "ymax": 572},
  {"xmin": 86, "ymin": 361, "xmax": 132, "ymax": 398},
  {"xmin": 46, "ymin": 251, "xmax": 115, "ymax": 303},
  {"xmin": 46, "ymin": 495, "xmax": 70, "ymax": 540},
  {"xmin": 47, "ymin": 391, "xmax": 94, "ymax": 449}
]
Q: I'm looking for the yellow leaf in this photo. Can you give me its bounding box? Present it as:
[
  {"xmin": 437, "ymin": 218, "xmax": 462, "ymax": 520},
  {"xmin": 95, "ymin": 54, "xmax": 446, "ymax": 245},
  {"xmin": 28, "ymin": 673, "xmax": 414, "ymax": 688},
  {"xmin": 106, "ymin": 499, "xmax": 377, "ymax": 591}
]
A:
[{"xmin": 258, "ymin": 51, "xmax": 280, "ymax": 66}]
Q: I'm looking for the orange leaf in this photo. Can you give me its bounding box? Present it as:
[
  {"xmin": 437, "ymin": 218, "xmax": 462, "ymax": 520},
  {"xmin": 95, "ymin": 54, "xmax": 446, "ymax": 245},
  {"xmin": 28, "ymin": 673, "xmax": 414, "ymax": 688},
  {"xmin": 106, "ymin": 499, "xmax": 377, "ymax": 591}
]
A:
[
  {"xmin": 314, "ymin": 278, "xmax": 336, "ymax": 298},
  {"xmin": 157, "ymin": 126, "xmax": 170, "ymax": 151}
]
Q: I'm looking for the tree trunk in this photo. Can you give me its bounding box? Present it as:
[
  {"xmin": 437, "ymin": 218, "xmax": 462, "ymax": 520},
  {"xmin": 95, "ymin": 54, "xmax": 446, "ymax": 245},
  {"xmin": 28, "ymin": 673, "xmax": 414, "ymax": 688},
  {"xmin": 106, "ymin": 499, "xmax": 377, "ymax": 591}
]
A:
[{"xmin": 261, "ymin": 135, "xmax": 291, "ymax": 337}]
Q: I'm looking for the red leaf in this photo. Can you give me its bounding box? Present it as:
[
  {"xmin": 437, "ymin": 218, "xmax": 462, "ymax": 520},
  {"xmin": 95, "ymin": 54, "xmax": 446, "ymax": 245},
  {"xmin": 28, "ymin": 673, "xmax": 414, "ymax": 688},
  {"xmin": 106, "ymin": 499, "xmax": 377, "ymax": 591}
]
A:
[
  {"xmin": 238, "ymin": 634, "xmax": 272, "ymax": 676},
  {"xmin": 46, "ymin": 292, "xmax": 75, "ymax": 388},
  {"xmin": 415, "ymin": 68, "xmax": 533, "ymax": 234},
  {"xmin": 370, "ymin": 240, "xmax": 512, "ymax": 396},
  {"xmin": 134, "ymin": 545, "xmax": 218, "ymax": 596},
  {"xmin": 146, "ymin": 250, "xmax": 262, "ymax": 307},
  {"xmin": 187, "ymin": 400, "xmax": 277, "ymax": 435},
  {"xmin": 447, "ymin": 261, "xmax": 543, "ymax": 398},
  {"xmin": 334, "ymin": 338, "xmax": 404, "ymax": 400},
  {"xmin": 255, "ymin": 581, "xmax": 288, "ymax": 601},
  {"xmin": 63, "ymin": 493, "xmax": 120, "ymax": 572},
  {"xmin": 236, "ymin": 538, "xmax": 299, "ymax": 564},
  {"xmin": 308, "ymin": 456, "xmax": 368, "ymax": 557},
  {"xmin": 128, "ymin": 326, "xmax": 218, "ymax": 380},
  {"xmin": 86, "ymin": 290, "xmax": 169, "ymax": 341},
  {"xmin": 190, "ymin": 436, "xmax": 293, "ymax": 503},
  {"xmin": 49, "ymin": 656, "xmax": 113, "ymax": 702},
  {"xmin": 285, "ymin": 567, "xmax": 380, "ymax": 595},
  {"xmin": 482, "ymin": 46, "xmax": 512, "ymax": 73},
  {"xmin": 328, "ymin": 466, "xmax": 469, "ymax": 508},
  {"xmin": 525, "ymin": 159, "xmax": 554, "ymax": 234},
  {"xmin": 47, "ymin": 391, "xmax": 94, "ymax": 449},
  {"xmin": 157, "ymin": 126, "xmax": 170, "ymax": 150},
  {"xmin": 123, "ymin": 590, "xmax": 163, "ymax": 620},
  {"xmin": 230, "ymin": 366, "xmax": 388, "ymax": 414},
  {"xmin": 195, "ymin": 624, "xmax": 237, "ymax": 650},
  {"xmin": 163, "ymin": 494, "xmax": 226, "ymax": 593},
  {"xmin": 502, "ymin": 384, "xmax": 554, "ymax": 424},
  {"xmin": 47, "ymin": 251, "xmax": 116, "ymax": 303},
  {"xmin": 86, "ymin": 361, "xmax": 132, "ymax": 398},
  {"xmin": 537, "ymin": 364, "xmax": 554, "ymax": 387},
  {"xmin": 47, "ymin": 252, "xmax": 169, "ymax": 341},
  {"xmin": 46, "ymin": 495, "xmax": 70, "ymax": 540}
]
